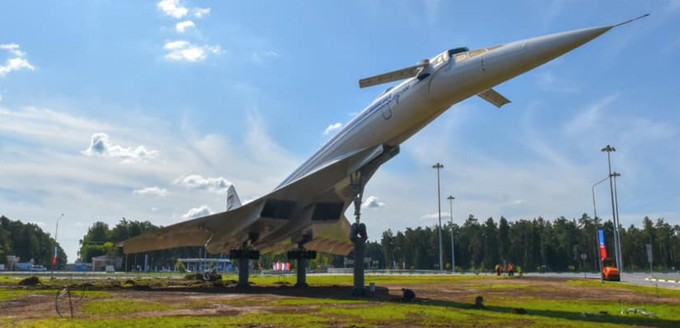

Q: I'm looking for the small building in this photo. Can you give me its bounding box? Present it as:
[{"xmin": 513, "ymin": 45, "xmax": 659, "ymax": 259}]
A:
[
  {"xmin": 178, "ymin": 258, "xmax": 233, "ymax": 273},
  {"xmin": 5, "ymin": 255, "xmax": 19, "ymax": 271},
  {"xmin": 344, "ymin": 257, "xmax": 372, "ymax": 269},
  {"xmin": 92, "ymin": 255, "xmax": 123, "ymax": 272}
]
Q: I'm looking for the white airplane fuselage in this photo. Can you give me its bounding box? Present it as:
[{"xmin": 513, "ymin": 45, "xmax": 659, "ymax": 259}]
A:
[{"xmin": 279, "ymin": 26, "xmax": 612, "ymax": 189}]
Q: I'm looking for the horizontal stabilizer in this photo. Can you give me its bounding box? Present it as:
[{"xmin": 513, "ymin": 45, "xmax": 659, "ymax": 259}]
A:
[
  {"xmin": 359, "ymin": 61, "xmax": 429, "ymax": 88},
  {"xmin": 477, "ymin": 88, "xmax": 511, "ymax": 108}
]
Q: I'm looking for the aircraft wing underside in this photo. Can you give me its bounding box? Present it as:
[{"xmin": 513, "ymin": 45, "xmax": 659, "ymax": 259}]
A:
[{"xmin": 122, "ymin": 144, "xmax": 399, "ymax": 256}]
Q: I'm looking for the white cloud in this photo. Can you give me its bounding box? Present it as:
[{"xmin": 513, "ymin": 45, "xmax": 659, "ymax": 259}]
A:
[
  {"xmin": 83, "ymin": 133, "xmax": 158, "ymax": 163},
  {"xmin": 362, "ymin": 196, "xmax": 386, "ymax": 209},
  {"xmin": 193, "ymin": 7, "xmax": 211, "ymax": 18},
  {"xmin": 0, "ymin": 105, "xmax": 300, "ymax": 263},
  {"xmin": 163, "ymin": 40, "xmax": 222, "ymax": 62},
  {"xmin": 175, "ymin": 20, "xmax": 195, "ymax": 33},
  {"xmin": 0, "ymin": 107, "xmax": 112, "ymax": 147},
  {"xmin": 419, "ymin": 212, "xmax": 450, "ymax": 222},
  {"xmin": 157, "ymin": 0, "xmax": 188, "ymax": 19},
  {"xmin": 182, "ymin": 205, "xmax": 212, "ymax": 219},
  {"xmin": 175, "ymin": 174, "xmax": 231, "ymax": 194},
  {"xmin": 324, "ymin": 122, "xmax": 343, "ymax": 135},
  {"xmin": 252, "ymin": 50, "xmax": 279, "ymax": 63},
  {"xmin": 0, "ymin": 43, "xmax": 35, "ymax": 76},
  {"xmin": 133, "ymin": 187, "xmax": 169, "ymax": 197}
]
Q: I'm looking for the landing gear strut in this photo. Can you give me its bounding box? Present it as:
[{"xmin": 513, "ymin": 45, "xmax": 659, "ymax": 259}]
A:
[
  {"xmin": 230, "ymin": 245, "xmax": 259, "ymax": 288},
  {"xmin": 350, "ymin": 172, "xmax": 368, "ymax": 296},
  {"xmin": 287, "ymin": 243, "xmax": 316, "ymax": 288}
]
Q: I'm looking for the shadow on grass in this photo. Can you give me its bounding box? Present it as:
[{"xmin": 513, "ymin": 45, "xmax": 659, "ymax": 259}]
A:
[{"xmin": 425, "ymin": 299, "xmax": 679, "ymax": 328}]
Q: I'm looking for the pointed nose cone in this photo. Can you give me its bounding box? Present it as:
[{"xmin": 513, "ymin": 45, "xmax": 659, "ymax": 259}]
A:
[
  {"xmin": 525, "ymin": 25, "xmax": 613, "ymax": 65},
  {"xmin": 478, "ymin": 25, "xmax": 617, "ymax": 88}
]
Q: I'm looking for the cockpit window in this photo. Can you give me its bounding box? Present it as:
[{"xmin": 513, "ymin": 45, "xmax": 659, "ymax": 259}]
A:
[
  {"xmin": 453, "ymin": 45, "xmax": 502, "ymax": 63},
  {"xmin": 431, "ymin": 51, "xmax": 449, "ymax": 67},
  {"xmin": 448, "ymin": 47, "xmax": 469, "ymax": 56}
]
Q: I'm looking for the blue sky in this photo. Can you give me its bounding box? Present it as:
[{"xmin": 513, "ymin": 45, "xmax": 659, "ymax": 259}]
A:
[{"xmin": 1, "ymin": 1, "xmax": 678, "ymax": 263}]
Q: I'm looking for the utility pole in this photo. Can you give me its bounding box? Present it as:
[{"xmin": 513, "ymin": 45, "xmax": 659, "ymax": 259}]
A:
[
  {"xmin": 601, "ymin": 144, "xmax": 622, "ymax": 272},
  {"xmin": 432, "ymin": 162, "xmax": 444, "ymax": 272},
  {"xmin": 612, "ymin": 171, "xmax": 622, "ymax": 271},
  {"xmin": 447, "ymin": 195, "xmax": 455, "ymax": 272}
]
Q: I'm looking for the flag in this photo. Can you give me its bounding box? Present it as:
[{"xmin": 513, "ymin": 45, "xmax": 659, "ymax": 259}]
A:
[
  {"xmin": 53, "ymin": 246, "xmax": 58, "ymax": 265},
  {"xmin": 598, "ymin": 229, "xmax": 608, "ymax": 259}
]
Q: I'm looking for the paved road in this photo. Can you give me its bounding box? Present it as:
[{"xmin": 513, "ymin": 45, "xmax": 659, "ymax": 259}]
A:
[{"xmin": 523, "ymin": 272, "xmax": 680, "ymax": 290}]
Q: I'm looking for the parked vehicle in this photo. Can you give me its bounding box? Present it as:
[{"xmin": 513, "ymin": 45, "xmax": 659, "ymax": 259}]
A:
[{"xmin": 602, "ymin": 258, "xmax": 620, "ymax": 281}]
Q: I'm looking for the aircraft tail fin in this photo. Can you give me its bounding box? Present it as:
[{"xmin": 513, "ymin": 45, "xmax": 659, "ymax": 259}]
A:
[{"xmin": 226, "ymin": 185, "xmax": 242, "ymax": 211}]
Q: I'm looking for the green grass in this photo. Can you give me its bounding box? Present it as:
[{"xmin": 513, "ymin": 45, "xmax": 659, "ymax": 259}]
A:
[
  {"xmin": 0, "ymin": 289, "xmax": 54, "ymax": 301},
  {"xmin": 0, "ymin": 275, "xmax": 22, "ymax": 284},
  {"xmin": 567, "ymin": 279, "xmax": 680, "ymax": 298},
  {"xmin": 275, "ymin": 297, "xmax": 366, "ymax": 306},
  {"xmin": 241, "ymin": 273, "xmax": 494, "ymax": 287},
  {"xmin": 320, "ymin": 303, "xmax": 409, "ymax": 322},
  {"xmin": 3, "ymin": 298, "xmax": 680, "ymax": 328},
  {"xmin": 2, "ymin": 275, "xmax": 680, "ymax": 327}
]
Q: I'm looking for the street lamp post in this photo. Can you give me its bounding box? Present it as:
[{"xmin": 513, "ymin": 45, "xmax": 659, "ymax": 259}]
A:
[
  {"xmin": 447, "ymin": 195, "xmax": 455, "ymax": 272},
  {"xmin": 51, "ymin": 213, "xmax": 64, "ymax": 280},
  {"xmin": 611, "ymin": 171, "xmax": 622, "ymax": 271},
  {"xmin": 592, "ymin": 176, "xmax": 609, "ymax": 283},
  {"xmin": 433, "ymin": 162, "xmax": 444, "ymax": 272},
  {"xmin": 601, "ymin": 145, "xmax": 622, "ymax": 272}
]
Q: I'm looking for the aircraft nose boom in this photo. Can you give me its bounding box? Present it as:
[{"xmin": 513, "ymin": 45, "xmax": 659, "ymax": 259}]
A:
[{"xmin": 522, "ymin": 26, "xmax": 612, "ymax": 66}]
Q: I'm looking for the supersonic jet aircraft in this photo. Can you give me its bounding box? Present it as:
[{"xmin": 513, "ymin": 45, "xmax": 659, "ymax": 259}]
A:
[{"xmin": 123, "ymin": 16, "xmax": 646, "ymax": 276}]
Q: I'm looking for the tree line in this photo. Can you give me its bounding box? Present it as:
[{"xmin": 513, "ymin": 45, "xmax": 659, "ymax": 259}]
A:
[
  {"xmin": 374, "ymin": 214, "xmax": 680, "ymax": 272},
  {"xmin": 2, "ymin": 214, "xmax": 678, "ymax": 273},
  {"xmin": 0, "ymin": 215, "xmax": 66, "ymax": 268}
]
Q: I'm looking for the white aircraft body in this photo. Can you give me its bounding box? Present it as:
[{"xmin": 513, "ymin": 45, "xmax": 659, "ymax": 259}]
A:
[{"xmin": 123, "ymin": 16, "xmax": 645, "ymax": 259}]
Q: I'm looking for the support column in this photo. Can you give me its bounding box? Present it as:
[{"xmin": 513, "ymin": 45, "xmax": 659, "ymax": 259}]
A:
[
  {"xmin": 351, "ymin": 223, "xmax": 367, "ymax": 296},
  {"xmin": 231, "ymin": 248, "xmax": 259, "ymax": 288},
  {"xmin": 296, "ymin": 255, "xmax": 307, "ymax": 288},
  {"xmin": 349, "ymin": 172, "xmax": 367, "ymax": 296},
  {"xmin": 238, "ymin": 256, "xmax": 249, "ymax": 288},
  {"xmin": 288, "ymin": 246, "xmax": 316, "ymax": 288}
]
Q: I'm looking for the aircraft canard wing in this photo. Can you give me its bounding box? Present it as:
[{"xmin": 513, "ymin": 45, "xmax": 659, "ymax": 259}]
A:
[
  {"xmin": 359, "ymin": 61, "xmax": 429, "ymax": 88},
  {"xmin": 122, "ymin": 144, "xmax": 399, "ymax": 256},
  {"xmin": 477, "ymin": 88, "xmax": 511, "ymax": 108}
]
